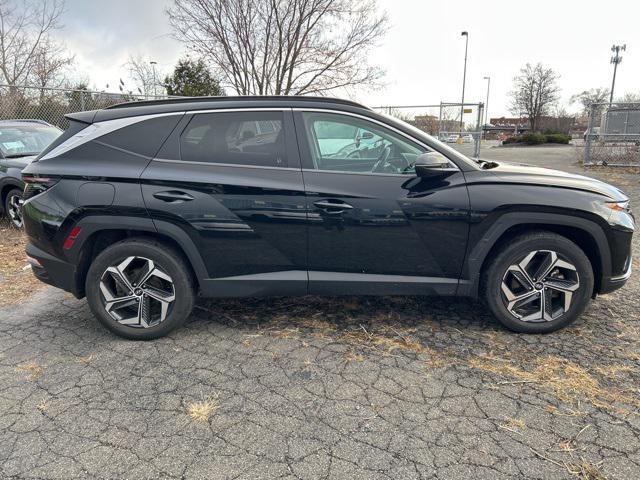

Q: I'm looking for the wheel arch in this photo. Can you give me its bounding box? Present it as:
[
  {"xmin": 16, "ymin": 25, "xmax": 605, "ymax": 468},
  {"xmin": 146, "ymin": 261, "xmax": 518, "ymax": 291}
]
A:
[
  {"xmin": 459, "ymin": 212, "xmax": 611, "ymax": 298},
  {"xmin": 69, "ymin": 216, "xmax": 208, "ymax": 298}
]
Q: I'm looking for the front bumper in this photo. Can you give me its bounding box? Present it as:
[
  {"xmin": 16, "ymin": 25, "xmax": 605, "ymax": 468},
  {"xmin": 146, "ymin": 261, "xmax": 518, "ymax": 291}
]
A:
[
  {"xmin": 26, "ymin": 242, "xmax": 83, "ymax": 298},
  {"xmin": 600, "ymin": 257, "xmax": 632, "ymax": 294}
]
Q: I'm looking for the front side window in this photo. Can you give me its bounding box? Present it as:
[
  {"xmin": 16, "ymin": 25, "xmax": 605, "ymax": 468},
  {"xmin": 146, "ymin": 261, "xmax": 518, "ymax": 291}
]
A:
[
  {"xmin": 301, "ymin": 112, "xmax": 428, "ymax": 174},
  {"xmin": 180, "ymin": 111, "xmax": 287, "ymax": 167}
]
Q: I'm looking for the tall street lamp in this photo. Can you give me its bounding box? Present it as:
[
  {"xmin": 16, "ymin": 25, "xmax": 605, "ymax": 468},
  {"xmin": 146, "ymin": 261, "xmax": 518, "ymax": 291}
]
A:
[
  {"xmin": 609, "ymin": 44, "xmax": 625, "ymax": 105},
  {"xmin": 483, "ymin": 76, "xmax": 491, "ymax": 138},
  {"xmin": 459, "ymin": 31, "xmax": 469, "ymax": 134}
]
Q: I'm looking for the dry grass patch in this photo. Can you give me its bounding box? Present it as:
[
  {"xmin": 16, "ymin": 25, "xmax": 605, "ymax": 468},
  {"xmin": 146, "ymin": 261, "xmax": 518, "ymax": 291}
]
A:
[
  {"xmin": 499, "ymin": 417, "xmax": 525, "ymax": 434},
  {"xmin": 186, "ymin": 396, "xmax": 219, "ymax": 423},
  {"xmin": 469, "ymin": 355, "xmax": 640, "ymax": 413},
  {"xmin": 0, "ymin": 225, "xmax": 45, "ymax": 306},
  {"xmin": 16, "ymin": 361, "xmax": 44, "ymax": 380},
  {"xmin": 566, "ymin": 460, "xmax": 608, "ymax": 480},
  {"xmin": 36, "ymin": 397, "xmax": 49, "ymax": 412},
  {"xmin": 594, "ymin": 365, "xmax": 635, "ymax": 377}
]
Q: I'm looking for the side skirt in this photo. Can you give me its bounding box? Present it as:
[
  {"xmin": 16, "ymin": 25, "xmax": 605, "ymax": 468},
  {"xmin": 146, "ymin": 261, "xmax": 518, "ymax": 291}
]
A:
[{"xmin": 199, "ymin": 270, "xmax": 459, "ymax": 297}]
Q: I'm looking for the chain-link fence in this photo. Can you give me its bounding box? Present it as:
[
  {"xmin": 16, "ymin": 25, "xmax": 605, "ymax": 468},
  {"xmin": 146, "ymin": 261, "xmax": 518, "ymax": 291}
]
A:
[
  {"xmin": 373, "ymin": 102, "xmax": 484, "ymax": 158},
  {"xmin": 584, "ymin": 101, "xmax": 640, "ymax": 166},
  {"xmin": 0, "ymin": 85, "xmax": 176, "ymax": 129}
]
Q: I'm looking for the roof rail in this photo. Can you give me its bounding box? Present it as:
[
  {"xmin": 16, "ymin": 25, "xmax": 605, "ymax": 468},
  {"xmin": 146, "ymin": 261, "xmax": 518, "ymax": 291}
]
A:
[{"xmin": 104, "ymin": 95, "xmax": 370, "ymax": 111}]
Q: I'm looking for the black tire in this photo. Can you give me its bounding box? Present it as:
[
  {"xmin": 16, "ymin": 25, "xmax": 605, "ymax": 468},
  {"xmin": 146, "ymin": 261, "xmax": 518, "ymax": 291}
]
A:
[
  {"xmin": 85, "ymin": 238, "xmax": 195, "ymax": 340},
  {"xmin": 482, "ymin": 232, "xmax": 594, "ymax": 333},
  {"xmin": 4, "ymin": 188, "xmax": 24, "ymax": 229}
]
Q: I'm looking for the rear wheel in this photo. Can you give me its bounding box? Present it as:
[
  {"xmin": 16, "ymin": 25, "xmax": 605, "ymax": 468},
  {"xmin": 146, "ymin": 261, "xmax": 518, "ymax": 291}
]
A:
[
  {"xmin": 483, "ymin": 232, "xmax": 594, "ymax": 333},
  {"xmin": 4, "ymin": 188, "xmax": 23, "ymax": 229},
  {"xmin": 85, "ymin": 238, "xmax": 194, "ymax": 340}
]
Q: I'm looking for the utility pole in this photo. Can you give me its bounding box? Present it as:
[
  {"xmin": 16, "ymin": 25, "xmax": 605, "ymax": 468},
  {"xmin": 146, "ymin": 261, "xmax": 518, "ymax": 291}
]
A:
[
  {"xmin": 460, "ymin": 31, "xmax": 469, "ymax": 135},
  {"xmin": 483, "ymin": 76, "xmax": 490, "ymax": 139},
  {"xmin": 609, "ymin": 44, "xmax": 625, "ymax": 105},
  {"xmin": 150, "ymin": 61, "xmax": 158, "ymax": 97}
]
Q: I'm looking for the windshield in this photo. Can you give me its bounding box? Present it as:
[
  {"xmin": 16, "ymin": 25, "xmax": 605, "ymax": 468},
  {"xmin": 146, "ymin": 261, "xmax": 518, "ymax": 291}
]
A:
[{"xmin": 0, "ymin": 125, "xmax": 61, "ymax": 157}]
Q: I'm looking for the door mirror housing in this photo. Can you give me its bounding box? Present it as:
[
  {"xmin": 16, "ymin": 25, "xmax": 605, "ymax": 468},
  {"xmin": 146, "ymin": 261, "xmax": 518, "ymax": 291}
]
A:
[
  {"xmin": 415, "ymin": 152, "xmax": 451, "ymax": 176},
  {"xmin": 359, "ymin": 131, "xmax": 374, "ymax": 140}
]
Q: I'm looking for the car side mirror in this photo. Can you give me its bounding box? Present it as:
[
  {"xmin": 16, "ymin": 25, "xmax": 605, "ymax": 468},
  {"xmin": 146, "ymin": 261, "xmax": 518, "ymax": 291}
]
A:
[
  {"xmin": 360, "ymin": 131, "xmax": 374, "ymax": 140},
  {"xmin": 415, "ymin": 152, "xmax": 451, "ymax": 176}
]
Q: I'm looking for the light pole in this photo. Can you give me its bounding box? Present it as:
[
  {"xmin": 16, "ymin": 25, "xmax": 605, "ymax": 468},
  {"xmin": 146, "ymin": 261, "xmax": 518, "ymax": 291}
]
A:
[
  {"xmin": 459, "ymin": 31, "xmax": 469, "ymax": 135},
  {"xmin": 483, "ymin": 76, "xmax": 490, "ymax": 139},
  {"xmin": 609, "ymin": 44, "xmax": 625, "ymax": 105},
  {"xmin": 150, "ymin": 61, "xmax": 158, "ymax": 97}
]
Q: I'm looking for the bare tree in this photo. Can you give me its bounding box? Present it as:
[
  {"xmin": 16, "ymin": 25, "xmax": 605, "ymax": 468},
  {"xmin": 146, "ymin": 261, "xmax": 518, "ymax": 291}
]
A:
[
  {"xmin": 509, "ymin": 63, "xmax": 560, "ymax": 132},
  {"xmin": 166, "ymin": 0, "xmax": 388, "ymax": 96},
  {"xmin": 0, "ymin": 0, "xmax": 65, "ymax": 87},
  {"xmin": 570, "ymin": 88, "xmax": 610, "ymax": 115},
  {"xmin": 30, "ymin": 36, "xmax": 73, "ymax": 91},
  {"xmin": 126, "ymin": 54, "xmax": 164, "ymax": 96},
  {"xmin": 617, "ymin": 91, "xmax": 640, "ymax": 104}
]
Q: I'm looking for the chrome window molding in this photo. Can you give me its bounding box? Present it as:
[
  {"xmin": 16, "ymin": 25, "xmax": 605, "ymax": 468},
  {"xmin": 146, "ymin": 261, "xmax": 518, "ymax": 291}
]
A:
[
  {"xmin": 153, "ymin": 157, "xmax": 302, "ymax": 172},
  {"xmin": 40, "ymin": 108, "xmax": 290, "ymax": 161},
  {"xmin": 292, "ymin": 108, "xmax": 461, "ymax": 175},
  {"xmin": 40, "ymin": 112, "xmax": 182, "ymax": 160}
]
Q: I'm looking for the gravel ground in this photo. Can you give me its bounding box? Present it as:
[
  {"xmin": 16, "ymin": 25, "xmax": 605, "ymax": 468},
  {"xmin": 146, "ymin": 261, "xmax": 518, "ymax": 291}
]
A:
[{"xmin": 0, "ymin": 152, "xmax": 638, "ymax": 479}]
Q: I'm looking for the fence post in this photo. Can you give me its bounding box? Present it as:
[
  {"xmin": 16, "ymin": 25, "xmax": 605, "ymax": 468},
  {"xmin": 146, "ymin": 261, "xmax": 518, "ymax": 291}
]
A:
[
  {"xmin": 474, "ymin": 102, "xmax": 483, "ymax": 158},
  {"xmin": 585, "ymin": 103, "xmax": 594, "ymax": 166}
]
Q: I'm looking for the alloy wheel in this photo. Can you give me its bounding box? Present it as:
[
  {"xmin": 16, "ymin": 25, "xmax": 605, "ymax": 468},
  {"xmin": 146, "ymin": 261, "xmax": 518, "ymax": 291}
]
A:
[
  {"xmin": 99, "ymin": 256, "xmax": 176, "ymax": 328},
  {"xmin": 7, "ymin": 193, "xmax": 23, "ymax": 228},
  {"xmin": 500, "ymin": 250, "xmax": 580, "ymax": 322}
]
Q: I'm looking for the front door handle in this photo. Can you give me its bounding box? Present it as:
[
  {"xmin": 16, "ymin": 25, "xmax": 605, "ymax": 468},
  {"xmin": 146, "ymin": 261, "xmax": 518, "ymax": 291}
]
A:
[
  {"xmin": 153, "ymin": 191, "xmax": 195, "ymax": 203},
  {"xmin": 313, "ymin": 199, "xmax": 354, "ymax": 213}
]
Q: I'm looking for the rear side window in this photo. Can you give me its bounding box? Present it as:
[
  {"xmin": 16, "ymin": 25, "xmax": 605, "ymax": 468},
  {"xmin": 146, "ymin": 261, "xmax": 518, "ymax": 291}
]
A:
[
  {"xmin": 99, "ymin": 115, "xmax": 182, "ymax": 158},
  {"xmin": 180, "ymin": 111, "xmax": 287, "ymax": 167}
]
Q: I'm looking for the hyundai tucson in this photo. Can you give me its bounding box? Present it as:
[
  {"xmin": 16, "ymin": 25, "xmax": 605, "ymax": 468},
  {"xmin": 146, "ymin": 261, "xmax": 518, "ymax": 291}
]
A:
[{"xmin": 21, "ymin": 97, "xmax": 634, "ymax": 339}]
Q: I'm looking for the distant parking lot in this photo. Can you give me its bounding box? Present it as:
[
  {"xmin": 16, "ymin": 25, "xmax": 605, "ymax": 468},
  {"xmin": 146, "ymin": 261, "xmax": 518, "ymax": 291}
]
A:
[{"xmin": 0, "ymin": 147, "xmax": 638, "ymax": 480}]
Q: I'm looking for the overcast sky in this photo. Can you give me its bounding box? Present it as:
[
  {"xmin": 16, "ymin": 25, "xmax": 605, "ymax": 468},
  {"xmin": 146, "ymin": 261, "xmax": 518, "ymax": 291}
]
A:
[{"xmin": 61, "ymin": 0, "xmax": 638, "ymax": 118}]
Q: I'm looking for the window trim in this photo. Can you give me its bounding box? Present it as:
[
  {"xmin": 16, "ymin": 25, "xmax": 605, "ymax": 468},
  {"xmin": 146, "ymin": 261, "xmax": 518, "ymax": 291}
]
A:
[
  {"xmin": 176, "ymin": 108, "xmax": 298, "ymax": 169},
  {"xmin": 293, "ymin": 108, "xmax": 460, "ymax": 176}
]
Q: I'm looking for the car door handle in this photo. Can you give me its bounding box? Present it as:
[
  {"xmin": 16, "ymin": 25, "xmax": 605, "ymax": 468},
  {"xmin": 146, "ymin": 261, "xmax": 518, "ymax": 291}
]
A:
[
  {"xmin": 313, "ymin": 200, "xmax": 354, "ymax": 213},
  {"xmin": 153, "ymin": 191, "xmax": 195, "ymax": 203}
]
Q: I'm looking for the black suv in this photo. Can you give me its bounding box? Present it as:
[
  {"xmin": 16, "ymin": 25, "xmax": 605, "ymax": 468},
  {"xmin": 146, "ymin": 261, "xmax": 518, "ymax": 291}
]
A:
[
  {"xmin": 21, "ymin": 97, "xmax": 634, "ymax": 339},
  {"xmin": 0, "ymin": 120, "xmax": 61, "ymax": 228}
]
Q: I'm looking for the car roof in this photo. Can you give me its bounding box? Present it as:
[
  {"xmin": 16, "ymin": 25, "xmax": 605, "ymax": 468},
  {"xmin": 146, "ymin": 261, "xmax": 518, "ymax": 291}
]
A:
[
  {"xmin": 0, "ymin": 119, "xmax": 56, "ymax": 127},
  {"xmin": 67, "ymin": 96, "xmax": 372, "ymax": 124}
]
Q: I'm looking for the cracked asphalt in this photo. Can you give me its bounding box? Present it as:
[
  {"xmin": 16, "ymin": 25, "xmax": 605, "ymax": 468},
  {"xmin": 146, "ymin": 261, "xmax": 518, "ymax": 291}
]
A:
[{"xmin": 1, "ymin": 148, "xmax": 638, "ymax": 479}]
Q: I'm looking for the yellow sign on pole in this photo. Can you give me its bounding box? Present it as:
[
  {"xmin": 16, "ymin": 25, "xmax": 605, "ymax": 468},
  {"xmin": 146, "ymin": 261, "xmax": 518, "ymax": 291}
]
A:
[{"xmin": 463, "ymin": 108, "xmax": 473, "ymax": 114}]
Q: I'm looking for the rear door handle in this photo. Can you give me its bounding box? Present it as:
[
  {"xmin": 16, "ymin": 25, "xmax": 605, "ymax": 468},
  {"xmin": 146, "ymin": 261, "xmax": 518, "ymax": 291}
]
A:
[
  {"xmin": 313, "ymin": 200, "xmax": 354, "ymax": 213},
  {"xmin": 153, "ymin": 191, "xmax": 195, "ymax": 203}
]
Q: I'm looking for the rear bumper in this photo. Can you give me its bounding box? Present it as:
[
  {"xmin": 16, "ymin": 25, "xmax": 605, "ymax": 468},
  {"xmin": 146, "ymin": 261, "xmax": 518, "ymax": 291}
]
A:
[{"xmin": 26, "ymin": 242, "xmax": 83, "ymax": 298}]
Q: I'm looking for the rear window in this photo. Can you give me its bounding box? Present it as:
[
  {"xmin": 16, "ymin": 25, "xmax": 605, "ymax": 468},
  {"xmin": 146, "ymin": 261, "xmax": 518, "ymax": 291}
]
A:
[{"xmin": 180, "ymin": 111, "xmax": 287, "ymax": 167}]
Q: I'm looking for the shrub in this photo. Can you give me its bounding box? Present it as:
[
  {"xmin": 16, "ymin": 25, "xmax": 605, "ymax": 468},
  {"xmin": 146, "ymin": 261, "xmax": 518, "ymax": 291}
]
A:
[
  {"xmin": 502, "ymin": 135, "xmax": 521, "ymax": 144},
  {"xmin": 544, "ymin": 133, "xmax": 571, "ymax": 144},
  {"xmin": 520, "ymin": 132, "xmax": 546, "ymax": 145}
]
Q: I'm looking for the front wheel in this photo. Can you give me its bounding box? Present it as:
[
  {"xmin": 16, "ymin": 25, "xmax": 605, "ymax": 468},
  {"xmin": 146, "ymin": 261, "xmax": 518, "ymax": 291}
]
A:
[
  {"xmin": 85, "ymin": 238, "xmax": 195, "ymax": 340},
  {"xmin": 482, "ymin": 232, "xmax": 594, "ymax": 333},
  {"xmin": 4, "ymin": 188, "xmax": 24, "ymax": 229}
]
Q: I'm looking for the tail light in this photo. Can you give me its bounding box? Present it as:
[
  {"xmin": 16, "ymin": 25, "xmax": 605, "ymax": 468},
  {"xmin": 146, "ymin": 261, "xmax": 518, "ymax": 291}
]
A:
[
  {"xmin": 22, "ymin": 174, "xmax": 61, "ymax": 200},
  {"xmin": 63, "ymin": 226, "xmax": 82, "ymax": 250}
]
